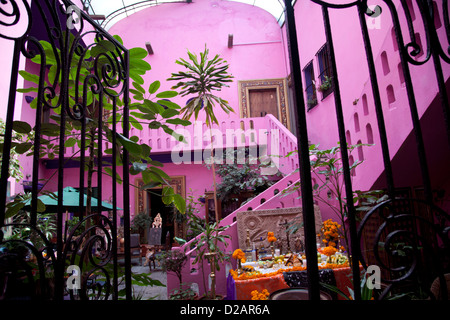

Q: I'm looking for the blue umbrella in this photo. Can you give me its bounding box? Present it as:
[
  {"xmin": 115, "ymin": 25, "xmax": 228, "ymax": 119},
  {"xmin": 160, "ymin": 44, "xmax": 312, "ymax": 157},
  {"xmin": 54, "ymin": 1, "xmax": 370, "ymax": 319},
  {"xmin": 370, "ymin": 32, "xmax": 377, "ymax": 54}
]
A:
[{"xmin": 27, "ymin": 187, "xmax": 121, "ymax": 213}]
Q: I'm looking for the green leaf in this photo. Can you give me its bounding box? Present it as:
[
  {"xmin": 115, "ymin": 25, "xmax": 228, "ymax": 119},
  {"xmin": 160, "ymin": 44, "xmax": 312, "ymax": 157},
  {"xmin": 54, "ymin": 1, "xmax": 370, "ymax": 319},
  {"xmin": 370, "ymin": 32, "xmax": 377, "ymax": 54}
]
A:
[
  {"xmin": 19, "ymin": 70, "xmax": 40, "ymax": 84},
  {"xmin": 116, "ymin": 133, "xmax": 142, "ymax": 154},
  {"xmin": 143, "ymin": 99, "xmax": 165, "ymax": 114},
  {"xmin": 14, "ymin": 142, "xmax": 32, "ymax": 154},
  {"xmin": 17, "ymin": 87, "xmax": 38, "ymax": 93},
  {"xmin": 40, "ymin": 123, "xmax": 61, "ymax": 136},
  {"xmin": 157, "ymin": 99, "xmax": 180, "ymax": 110},
  {"xmin": 130, "ymin": 70, "xmax": 145, "ymax": 85},
  {"xmin": 129, "ymin": 47, "xmax": 148, "ymax": 60},
  {"xmin": 12, "ymin": 121, "xmax": 32, "ymax": 134},
  {"xmin": 91, "ymin": 40, "xmax": 116, "ymax": 57},
  {"xmin": 130, "ymin": 162, "xmax": 148, "ymax": 175},
  {"xmin": 130, "ymin": 59, "xmax": 151, "ymax": 72},
  {"xmin": 173, "ymin": 194, "xmax": 186, "ymax": 214},
  {"xmin": 156, "ymin": 91, "xmax": 178, "ymax": 99},
  {"xmin": 132, "ymin": 82, "xmax": 146, "ymax": 94},
  {"xmin": 5, "ymin": 201, "xmax": 25, "ymax": 219},
  {"xmin": 162, "ymin": 186, "xmax": 174, "ymax": 205},
  {"xmin": 166, "ymin": 118, "xmax": 191, "ymax": 126},
  {"xmin": 129, "ymin": 116, "xmax": 143, "ymax": 130},
  {"xmin": 64, "ymin": 137, "xmax": 77, "ymax": 148},
  {"xmin": 113, "ymin": 34, "xmax": 124, "ymax": 45},
  {"xmin": 37, "ymin": 199, "xmax": 46, "ymax": 213},
  {"xmin": 161, "ymin": 108, "xmax": 179, "ymax": 119},
  {"xmin": 148, "ymin": 80, "xmax": 161, "ymax": 94},
  {"xmin": 174, "ymin": 237, "xmax": 187, "ymax": 245}
]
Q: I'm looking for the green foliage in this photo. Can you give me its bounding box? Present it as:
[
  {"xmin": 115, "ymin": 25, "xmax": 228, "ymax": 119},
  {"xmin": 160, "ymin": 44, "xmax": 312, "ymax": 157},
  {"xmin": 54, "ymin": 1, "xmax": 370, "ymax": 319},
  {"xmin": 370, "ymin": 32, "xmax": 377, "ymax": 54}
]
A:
[
  {"xmin": 157, "ymin": 249, "xmax": 187, "ymax": 289},
  {"xmin": 8, "ymin": 36, "xmax": 190, "ymax": 218},
  {"xmin": 283, "ymin": 143, "xmax": 386, "ymax": 250},
  {"xmin": 167, "ymin": 45, "xmax": 234, "ymax": 127},
  {"xmin": 8, "ymin": 209, "xmax": 56, "ymax": 250},
  {"xmin": 317, "ymin": 75, "xmax": 333, "ymax": 92},
  {"xmin": 187, "ymin": 210, "xmax": 231, "ymax": 273},
  {"xmin": 216, "ymin": 150, "xmax": 281, "ymax": 202},
  {"xmin": 169, "ymin": 283, "xmax": 198, "ymax": 300},
  {"xmin": 0, "ymin": 118, "xmax": 26, "ymax": 182},
  {"xmin": 131, "ymin": 212, "xmax": 152, "ymax": 234}
]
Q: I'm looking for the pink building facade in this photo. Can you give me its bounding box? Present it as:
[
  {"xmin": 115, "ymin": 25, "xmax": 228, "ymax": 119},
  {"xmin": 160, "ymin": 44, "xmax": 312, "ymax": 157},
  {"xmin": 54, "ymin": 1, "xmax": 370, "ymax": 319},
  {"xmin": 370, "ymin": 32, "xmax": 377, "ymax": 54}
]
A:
[{"xmin": 1, "ymin": 0, "xmax": 448, "ymax": 299}]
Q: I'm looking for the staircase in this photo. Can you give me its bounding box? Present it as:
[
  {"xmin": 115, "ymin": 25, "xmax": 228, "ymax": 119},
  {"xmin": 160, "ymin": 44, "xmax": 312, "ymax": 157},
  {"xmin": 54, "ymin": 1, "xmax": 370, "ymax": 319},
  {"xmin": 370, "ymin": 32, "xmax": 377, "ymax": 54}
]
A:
[{"xmin": 166, "ymin": 114, "xmax": 302, "ymax": 297}]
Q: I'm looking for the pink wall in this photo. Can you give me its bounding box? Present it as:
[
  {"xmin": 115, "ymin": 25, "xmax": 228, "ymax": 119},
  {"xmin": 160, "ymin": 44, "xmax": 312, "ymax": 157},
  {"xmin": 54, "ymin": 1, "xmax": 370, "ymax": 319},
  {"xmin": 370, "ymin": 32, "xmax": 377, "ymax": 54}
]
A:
[
  {"xmin": 108, "ymin": 0, "xmax": 288, "ymax": 123},
  {"xmin": 287, "ymin": 0, "xmax": 450, "ymax": 198}
]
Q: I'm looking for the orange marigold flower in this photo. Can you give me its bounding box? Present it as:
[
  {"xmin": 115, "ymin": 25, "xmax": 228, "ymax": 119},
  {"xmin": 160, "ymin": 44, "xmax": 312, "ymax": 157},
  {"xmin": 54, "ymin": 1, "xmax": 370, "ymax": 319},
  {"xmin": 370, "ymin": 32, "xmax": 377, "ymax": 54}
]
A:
[
  {"xmin": 322, "ymin": 246, "xmax": 337, "ymax": 256},
  {"xmin": 232, "ymin": 249, "xmax": 245, "ymax": 260}
]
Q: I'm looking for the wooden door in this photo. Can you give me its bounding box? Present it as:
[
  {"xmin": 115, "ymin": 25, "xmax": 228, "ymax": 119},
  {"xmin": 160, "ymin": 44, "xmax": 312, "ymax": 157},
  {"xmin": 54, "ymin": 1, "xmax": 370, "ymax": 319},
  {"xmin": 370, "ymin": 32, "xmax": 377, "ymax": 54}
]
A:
[{"xmin": 248, "ymin": 88, "xmax": 279, "ymax": 119}]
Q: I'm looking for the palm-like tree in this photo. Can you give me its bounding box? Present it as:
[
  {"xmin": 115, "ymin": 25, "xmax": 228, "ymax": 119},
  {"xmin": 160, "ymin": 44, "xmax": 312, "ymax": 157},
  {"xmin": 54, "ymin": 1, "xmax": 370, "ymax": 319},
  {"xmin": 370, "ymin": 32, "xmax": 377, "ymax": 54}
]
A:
[{"xmin": 168, "ymin": 46, "xmax": 234, "ymax": 224}]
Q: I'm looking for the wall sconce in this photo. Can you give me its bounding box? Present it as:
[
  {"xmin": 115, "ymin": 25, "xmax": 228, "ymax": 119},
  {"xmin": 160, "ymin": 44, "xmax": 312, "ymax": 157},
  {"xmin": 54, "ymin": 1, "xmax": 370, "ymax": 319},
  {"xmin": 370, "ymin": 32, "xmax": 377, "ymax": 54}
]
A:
[
  {"xmin": 145, "ymin": 42, "xmax": 154, "ymax": 55},
  {"xmin": 228, "ymin": 34, "xmax": 233, "ymax": 48},
  {"xmin": 89, "ymin": 15, "xmax": 106, "ymax": 21}
]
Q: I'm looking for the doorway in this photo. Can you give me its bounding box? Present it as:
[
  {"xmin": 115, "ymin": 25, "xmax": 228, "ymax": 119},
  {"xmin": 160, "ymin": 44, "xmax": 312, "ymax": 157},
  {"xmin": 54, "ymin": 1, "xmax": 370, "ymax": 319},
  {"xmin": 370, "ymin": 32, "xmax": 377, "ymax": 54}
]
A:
[
  {"xmin": 147, "ymin": 189, "xmax": 174, "ymax": 246},
  {"xmin": 249, "ymin": 88, "xmax": 279, "ymax": 118},
  {"xmin": 238, "ymin": 78, "xmax": 290, "ymax": 130}
]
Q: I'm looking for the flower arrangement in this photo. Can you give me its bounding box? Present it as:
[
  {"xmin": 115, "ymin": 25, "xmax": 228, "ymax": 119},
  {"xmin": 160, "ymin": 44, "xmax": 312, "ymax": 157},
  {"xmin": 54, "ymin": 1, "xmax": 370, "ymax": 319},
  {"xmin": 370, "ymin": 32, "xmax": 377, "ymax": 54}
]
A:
[
  {"xmin": 319, "ymin": 219, "xmax": 341, "ymax": 248},
  {"xmin": 267, "ymin": 232, "xmax": 277, "ymax": 243},
  {"xmin": 232, "ymin": 249, "xmax": 246, "ymax": 263},
  {"xmin": 230, "ymin": 262, "xmax": 350, "ymax": 281},
  {"xmin": 251, "ymin": 289, "xmax": 270, "ymax": 300},
  {"xmin": 322, "ymin": 246, "xmax": 338, "ymax": 257}
]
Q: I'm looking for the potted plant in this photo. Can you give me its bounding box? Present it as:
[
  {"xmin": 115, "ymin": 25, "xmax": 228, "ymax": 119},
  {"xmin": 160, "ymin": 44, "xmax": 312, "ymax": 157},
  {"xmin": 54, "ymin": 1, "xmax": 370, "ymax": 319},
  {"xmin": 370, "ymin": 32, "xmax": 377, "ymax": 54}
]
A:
[
  {"xmin": 185, "ymin": 209, "xmax": 231, "ymax": 300},
  {"xmin": 157, "ymin": 249, "xmax": 196, "ymax": 299},
  {"xmin": 131, "ymin": 212, "xmax": 152, "ymax": 243},
  {"xmin": 317, "ymin": 75, "xmax": 333, "ymax": 92},
  {"xmin": 307, "ymin": 97, "xmax": 318, "ymax": 109},
  {"xmin": 169, "ymin": 283, "xmax": 198, "ymax": 300},
  {"xmin": 167, "ymin": 45, "xmax": 234, "ymax": 225}
]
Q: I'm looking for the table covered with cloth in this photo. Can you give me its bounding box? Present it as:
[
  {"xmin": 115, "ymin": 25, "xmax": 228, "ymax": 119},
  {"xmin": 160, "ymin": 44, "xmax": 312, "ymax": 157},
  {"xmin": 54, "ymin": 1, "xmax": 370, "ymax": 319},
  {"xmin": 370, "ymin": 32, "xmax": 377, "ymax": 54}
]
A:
[{"xmin": 226, "ymin": 267, "xmax": 356, "ymax": 300}]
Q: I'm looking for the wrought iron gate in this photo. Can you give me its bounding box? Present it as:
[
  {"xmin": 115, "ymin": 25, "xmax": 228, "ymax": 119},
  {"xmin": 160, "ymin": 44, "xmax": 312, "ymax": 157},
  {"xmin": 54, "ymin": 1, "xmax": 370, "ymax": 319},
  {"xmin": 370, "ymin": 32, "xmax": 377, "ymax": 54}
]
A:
[
  {"xmin": 0, "ymin": 0, "xmax": 449, "ymax": 301},
  {"xmin": 0, "ymin": 0, "xmax": 132, "ymax": 300},
  {"xmin": 285, "ymin": 0, "xmax": 450, "ymax": 300}
]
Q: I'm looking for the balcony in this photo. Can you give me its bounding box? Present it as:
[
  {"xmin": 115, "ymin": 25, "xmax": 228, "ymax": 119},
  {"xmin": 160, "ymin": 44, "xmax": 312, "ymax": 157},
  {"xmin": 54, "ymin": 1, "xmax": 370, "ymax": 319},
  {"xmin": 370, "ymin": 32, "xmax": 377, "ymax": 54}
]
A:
[{"xmin": 42, "ymin": 114, "xmax": 299, "ymax": 175}]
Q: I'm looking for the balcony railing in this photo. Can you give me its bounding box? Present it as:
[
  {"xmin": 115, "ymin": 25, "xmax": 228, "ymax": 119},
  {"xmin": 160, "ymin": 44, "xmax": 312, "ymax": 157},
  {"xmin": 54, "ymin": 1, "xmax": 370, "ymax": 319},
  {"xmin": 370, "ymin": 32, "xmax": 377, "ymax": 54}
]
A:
[{"xmin": 44, "ymin": 114, "xmax": 300, "ymax": 175}]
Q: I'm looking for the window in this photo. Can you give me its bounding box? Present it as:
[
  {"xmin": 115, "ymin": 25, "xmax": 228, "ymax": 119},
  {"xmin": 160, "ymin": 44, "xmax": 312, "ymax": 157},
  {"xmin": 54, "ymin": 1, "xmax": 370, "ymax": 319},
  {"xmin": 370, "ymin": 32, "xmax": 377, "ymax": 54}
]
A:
[
  {"xmin": 303, "ymin": 61, "xmax": 317, "ymax": 110},
  {"xmin": 316, "ymin": 43, "xmax": 333, "ymax": 98}
]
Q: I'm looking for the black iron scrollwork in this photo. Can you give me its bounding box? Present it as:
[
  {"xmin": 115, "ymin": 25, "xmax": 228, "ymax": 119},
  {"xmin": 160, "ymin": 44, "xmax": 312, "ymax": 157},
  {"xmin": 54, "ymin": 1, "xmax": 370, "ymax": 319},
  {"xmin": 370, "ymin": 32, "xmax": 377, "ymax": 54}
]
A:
[
  {"xmin": 357, "ymin": 198, "xmax": 450, "ymax": 299},
  {"xmin": 64, "ymin": 214, "xmax": 114, "ymax": 300},
  {"xmin": 0, "ymin": 0, "xmax": 129, "ymax": 300}
]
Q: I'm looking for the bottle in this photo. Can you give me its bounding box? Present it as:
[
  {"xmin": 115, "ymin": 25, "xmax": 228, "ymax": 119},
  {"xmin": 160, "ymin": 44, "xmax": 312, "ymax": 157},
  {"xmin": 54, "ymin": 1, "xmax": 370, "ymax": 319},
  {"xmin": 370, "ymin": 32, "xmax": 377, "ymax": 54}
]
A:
[{"xmin": 251, "ymin": 242, "xmax": 257, "ymax": 261}]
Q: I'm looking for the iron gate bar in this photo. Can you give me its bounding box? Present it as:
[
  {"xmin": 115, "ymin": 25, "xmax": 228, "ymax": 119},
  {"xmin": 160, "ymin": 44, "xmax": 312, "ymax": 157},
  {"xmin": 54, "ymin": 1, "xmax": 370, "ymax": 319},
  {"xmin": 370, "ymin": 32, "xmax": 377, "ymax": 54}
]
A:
[
  {"xmin": 122, "ymin": 49, "xmax": 132, "ymax": 301},
  {"xmin": 112, "ymin": 95, "xmax": 119, "ymax": 299},
  {"xmin": 385, "ymin": 0, "xmax": 433, "ymax": 205},
  {"xmin": 284, "ymin": 0, "xmax": 320, "ymax": 300},
  {"xmin": 321, "ymin": 5, "xmax": 361, "ymax": 301},
  {"xmin": 357, "ymin": 1, "xmax": 396, "ymax": 199}
]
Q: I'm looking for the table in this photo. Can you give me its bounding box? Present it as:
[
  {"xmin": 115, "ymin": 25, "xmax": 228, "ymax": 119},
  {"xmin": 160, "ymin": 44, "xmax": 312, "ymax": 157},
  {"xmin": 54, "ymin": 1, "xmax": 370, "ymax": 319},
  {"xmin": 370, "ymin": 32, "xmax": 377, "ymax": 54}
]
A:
[{"xmin": 227, "ymin": 265, "xmax": 357, "ymax": 300}]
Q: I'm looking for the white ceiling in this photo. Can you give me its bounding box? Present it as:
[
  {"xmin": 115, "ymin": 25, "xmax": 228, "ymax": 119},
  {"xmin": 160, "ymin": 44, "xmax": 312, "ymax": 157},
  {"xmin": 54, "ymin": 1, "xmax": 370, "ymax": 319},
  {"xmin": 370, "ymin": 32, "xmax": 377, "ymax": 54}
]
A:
[{"xmin": 81, "ymin": 0, "xmax": 289, "ymax": 30}]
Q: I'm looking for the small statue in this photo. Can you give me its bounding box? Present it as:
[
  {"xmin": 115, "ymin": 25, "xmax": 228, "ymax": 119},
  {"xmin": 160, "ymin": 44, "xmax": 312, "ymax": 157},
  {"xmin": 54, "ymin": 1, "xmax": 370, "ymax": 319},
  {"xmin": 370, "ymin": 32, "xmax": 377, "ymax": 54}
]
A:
[{"xmin": 152, "ymin": 213, "xmax": 162, "ymax": 228}]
